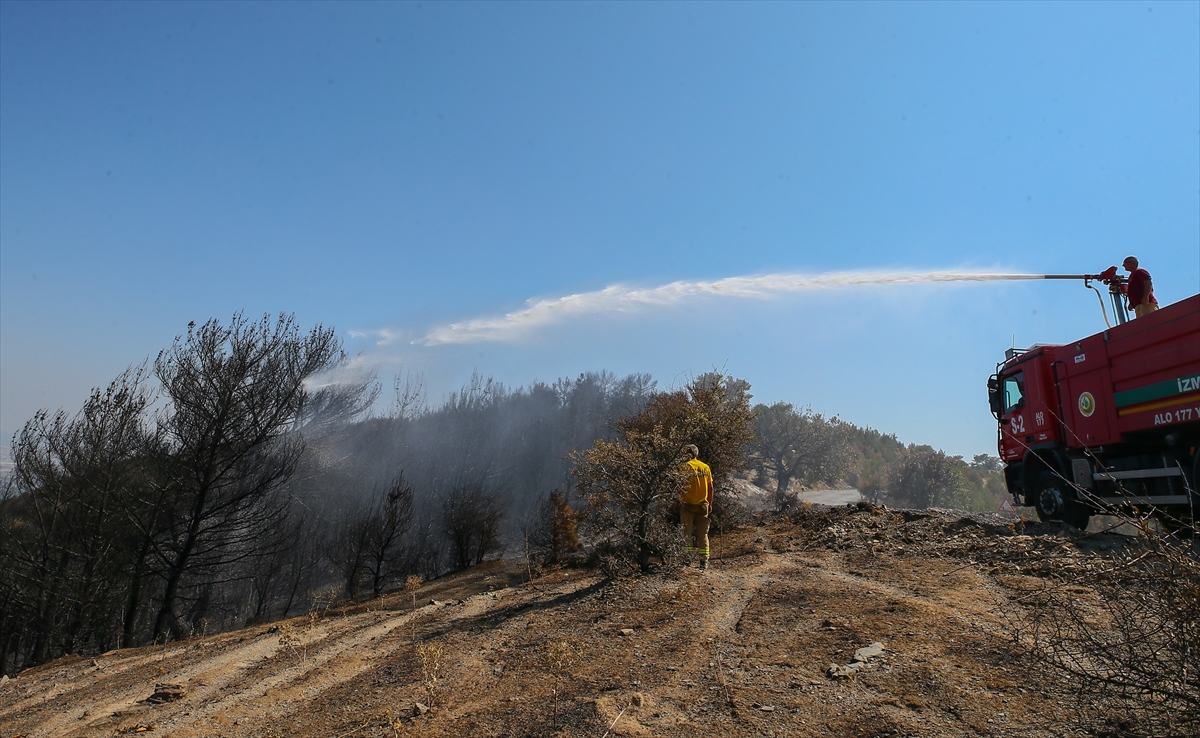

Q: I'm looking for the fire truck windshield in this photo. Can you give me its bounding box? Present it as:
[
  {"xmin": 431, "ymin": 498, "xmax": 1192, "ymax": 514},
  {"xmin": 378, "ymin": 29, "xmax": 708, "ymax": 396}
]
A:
[{"xmin": 1003, "ymin": 372, "xmax": 1025, "ymax": 414}]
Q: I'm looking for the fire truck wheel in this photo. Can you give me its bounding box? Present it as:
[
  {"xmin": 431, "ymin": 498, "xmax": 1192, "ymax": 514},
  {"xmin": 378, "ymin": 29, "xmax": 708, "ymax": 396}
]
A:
[{"xmin": 1032, "ymin": 470, "xmax": 1090, "ymax": 529}]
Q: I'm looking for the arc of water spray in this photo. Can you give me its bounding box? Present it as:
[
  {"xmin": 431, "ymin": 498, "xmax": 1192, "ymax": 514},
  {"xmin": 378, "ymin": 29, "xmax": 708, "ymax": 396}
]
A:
[{"xmin": 418, "ymin": 269, "xmax": 1049, "ymax": 346}]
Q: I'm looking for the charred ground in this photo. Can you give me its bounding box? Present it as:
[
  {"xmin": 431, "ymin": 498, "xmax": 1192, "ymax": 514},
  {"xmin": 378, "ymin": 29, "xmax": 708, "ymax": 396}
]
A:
[{"xmin": 0, "ymin": 503, "xmax": 1176, "ymax": 738}]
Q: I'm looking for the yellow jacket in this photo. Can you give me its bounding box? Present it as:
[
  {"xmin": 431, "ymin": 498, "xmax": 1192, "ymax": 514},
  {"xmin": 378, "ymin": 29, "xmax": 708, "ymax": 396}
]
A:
[{"xmin": 680, "ymin": 459, "xmax": 713, "ymax": 505}]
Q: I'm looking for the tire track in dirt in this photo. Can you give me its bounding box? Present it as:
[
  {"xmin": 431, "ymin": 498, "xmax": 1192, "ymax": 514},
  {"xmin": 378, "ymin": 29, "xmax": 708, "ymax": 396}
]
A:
[
  {"xmin": 591, "ymin": 548, "xmax": 797, "ymax": 736},
  {"xmin": 0, "ymin": 639, "xmax": 221, "ymax": 721},
  {"xmin": 18, "ymin": 600, "xmax": 444, "ymax": 737},
  {"xmin": 699, "ymin": 554, "xmax": 796, "ymax": 636},
  {"xmin": 16, "ymin": 629, "xmax": 286, "ymax": 737},
  {"xmin": 129, "ymin": 586, "xmax": 569, "ymax": 737}
]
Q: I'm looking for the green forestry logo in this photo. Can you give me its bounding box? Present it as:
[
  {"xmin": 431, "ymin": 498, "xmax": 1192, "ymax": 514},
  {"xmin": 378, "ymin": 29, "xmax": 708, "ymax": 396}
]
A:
[{"xmin": 1078, "ymin": 391, "xmax": 1096, "ymax": 418}]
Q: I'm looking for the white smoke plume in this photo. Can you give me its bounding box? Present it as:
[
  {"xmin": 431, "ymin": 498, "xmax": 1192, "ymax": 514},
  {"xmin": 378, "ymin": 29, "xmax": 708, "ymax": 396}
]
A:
[{"xmin": 419, "ymin": 269, "xmax": 1042, "ymax": 345}]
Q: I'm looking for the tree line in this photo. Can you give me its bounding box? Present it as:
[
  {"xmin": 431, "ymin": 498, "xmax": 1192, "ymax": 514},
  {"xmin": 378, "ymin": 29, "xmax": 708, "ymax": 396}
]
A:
[
  {"xmin": 750, "ymin": 401, "xmax": 1006, "ymax": 511},
  {"xmin": 1, "ymin": 313, "xmax": 1004, "ymax": 675}
]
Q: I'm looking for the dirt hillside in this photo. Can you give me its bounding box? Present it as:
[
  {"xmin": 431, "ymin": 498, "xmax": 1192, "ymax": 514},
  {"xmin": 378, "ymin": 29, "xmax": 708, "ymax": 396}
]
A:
[{"xmin": 0, "ymin": 503, "xmax": 1134, "ymax": 738}]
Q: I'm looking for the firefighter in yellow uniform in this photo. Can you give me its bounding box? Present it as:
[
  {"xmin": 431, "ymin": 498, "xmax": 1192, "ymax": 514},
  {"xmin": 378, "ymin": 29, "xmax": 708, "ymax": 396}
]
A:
[{"xmin": 679, "ymin": 444, "xmax": 714, "ymax": 569}]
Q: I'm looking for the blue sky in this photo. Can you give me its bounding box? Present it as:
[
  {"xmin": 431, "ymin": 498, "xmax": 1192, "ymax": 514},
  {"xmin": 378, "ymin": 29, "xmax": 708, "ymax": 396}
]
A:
[{"xmin": 2, "ymin": 1, "xmax": 1198, "ymax": 461}]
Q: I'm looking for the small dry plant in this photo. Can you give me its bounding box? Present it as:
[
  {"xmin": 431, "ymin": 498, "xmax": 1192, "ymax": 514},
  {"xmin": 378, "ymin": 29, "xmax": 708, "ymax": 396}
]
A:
[
  {"xmin": 712, "ymin": 641, "xmax": 735, "ymax": 709},
  {"xmin": 275, "ymin": 623, "xmax": 304, "ymax": 659},
  {"xmin": 542, "ymin": 638, "xmax": 584, "ymax": 728},
  {"xmin": 404, "ymin": 575, "xmax": 423, "ymax": 643},
  {"xmin": 384, "ymin": 709, "xmax": 406, "ymax": 736},
  {"xmin": 310, "ymin": 583, "xmax": 341, "ymax": 615},
  {"xmin": 415, "ymin": 640, "xmax": 446, "ymax": 707},
  {"xmin": 1009, "ymin": 503, "xmax": 1199, "ymax": 736}
]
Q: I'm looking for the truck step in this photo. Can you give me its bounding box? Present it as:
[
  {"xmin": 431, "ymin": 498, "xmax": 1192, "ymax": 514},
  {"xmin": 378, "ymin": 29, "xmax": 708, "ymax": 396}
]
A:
[
  {"xmin": 1094, "ymin": 467, "xmax": 1183, "ymax": 481},
  {"xmin": 1096, "ymin": 495, "xmax": 1191, "ymax": 506}
]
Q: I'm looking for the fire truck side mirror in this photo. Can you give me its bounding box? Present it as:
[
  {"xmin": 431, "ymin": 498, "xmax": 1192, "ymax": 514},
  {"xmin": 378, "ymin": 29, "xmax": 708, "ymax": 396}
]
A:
[{"xmin": 987, "ymin": 375, "xmax": 1003, "ymax": 419}]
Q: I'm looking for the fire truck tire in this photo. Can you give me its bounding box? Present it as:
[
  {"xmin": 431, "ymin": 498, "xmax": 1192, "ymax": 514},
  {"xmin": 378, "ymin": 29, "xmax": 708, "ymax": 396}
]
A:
[{"xmin": 1032, "ymin": 470, "xmax": 1090, "ymax": 529}]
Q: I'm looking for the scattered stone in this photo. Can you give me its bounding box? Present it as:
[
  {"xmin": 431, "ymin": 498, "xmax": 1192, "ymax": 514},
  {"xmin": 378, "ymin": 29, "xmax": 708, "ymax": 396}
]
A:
[
  {"xmin": 266, "ymin": 625, "xmax": 279, "ymax": 634},
  {"xmin": 828, "ymin": 641, "xmax": 887, "ymax": 679},
  {"xmin": 757, "ymin": 704, "xmax": 776, "ymax": 711},
  {"xmin": 429, "ymin": 599, "xmax": 446, "ymax": 606},
  {"xmin": 827, "ymin": 663, "xmax": 860, "ymax": 679},
  {"xmin": 619, "ymin": 628, "xmax": 635, "ymax": 636},
  {"xmin": 631, "ymin": 693, "xmax": 644, "ymax": 707},
  {"xmin": 853, "ymin": 642, "xmax": 886, "ymax": 662},
  {"xmin": 147, "ymin": 683, "xmax": 185, "ymax": 703},
  {"xmin": 1, "ymin": 674, "xmax": 9, "ymax": 686},
  {"xmin": 413, "ymin": 702, "xmax": 431, "ymax": 716}
]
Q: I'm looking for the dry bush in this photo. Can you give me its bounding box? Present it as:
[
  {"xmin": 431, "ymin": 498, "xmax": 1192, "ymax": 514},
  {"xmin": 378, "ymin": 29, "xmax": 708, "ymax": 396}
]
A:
[
  {"xmin": 415, "ymin": 640, "xmax": 446, "ymax": 707},
  {"xmin": 1012, "ymin": 512, "xmax": 1199, "ymax": 737},
  {"xmin": 573, "ymin": 372, "xmax": 754, "ymax": 576},
  {"xmin": 710, "ymin": 482, "xmax": 752, "ymax": 534},
  {"xmin": 542, "ymin": 638, "xmax": 584, "ymax": 728},
  {"xmin": 527, "ymin": 490, "xmax": 582, "ymax": 567}
]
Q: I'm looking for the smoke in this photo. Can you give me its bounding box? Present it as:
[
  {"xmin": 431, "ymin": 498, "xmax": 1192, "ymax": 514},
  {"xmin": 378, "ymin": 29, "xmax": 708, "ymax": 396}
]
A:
[{"xmin": 419, "ymin": 269, "xmax": 1042, "ymax": 345}]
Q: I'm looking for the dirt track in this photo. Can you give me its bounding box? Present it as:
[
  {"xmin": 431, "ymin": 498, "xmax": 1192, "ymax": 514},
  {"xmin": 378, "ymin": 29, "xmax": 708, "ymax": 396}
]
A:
[{"xmin": 0, "ymin": 504, "xmax": 1125, "ymax": 738}]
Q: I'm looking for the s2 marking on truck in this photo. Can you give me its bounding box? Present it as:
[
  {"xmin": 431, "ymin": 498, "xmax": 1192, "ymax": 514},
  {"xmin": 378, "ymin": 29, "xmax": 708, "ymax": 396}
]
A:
[
  {"xmin": 1010, "ymin": 415, "xmax": 1025, "ymax": 435},
  {"xmin": 1078, "ymin": 392, "xmax": 1096, "ymax": 417}
]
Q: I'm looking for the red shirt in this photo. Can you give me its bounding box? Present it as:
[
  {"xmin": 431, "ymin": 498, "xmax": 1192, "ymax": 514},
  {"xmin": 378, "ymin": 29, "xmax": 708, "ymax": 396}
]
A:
[{"xmin": 1126, "ymin": 268, "xmax": 1157, "ymax": 307}]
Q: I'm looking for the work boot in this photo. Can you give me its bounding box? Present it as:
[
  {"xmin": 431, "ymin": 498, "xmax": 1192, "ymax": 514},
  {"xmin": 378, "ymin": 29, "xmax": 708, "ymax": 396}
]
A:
[{"xmin": 699, "ymin": 559, "xmax": 708, "ymax": 571}]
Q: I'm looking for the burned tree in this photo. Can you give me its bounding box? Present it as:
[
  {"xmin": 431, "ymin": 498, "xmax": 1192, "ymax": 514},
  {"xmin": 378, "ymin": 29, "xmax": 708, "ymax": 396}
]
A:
[
  {"xmin": 146, "ymin": 313, "xmax": 342, "ymax": 640},
  {"xmin": 363, "ymin": 475, "xmax": 416, "ymax": 597},
  {"xmin": 440, "ymin": 483, "xmax": 505, "ymax": 571},
  {"xmin": 0, "ymin": 366, "xmax": 154, "ymax": 672},
  {"xmin": 333, "ymin": 475, "xmax": 416, "ymax": 599}
]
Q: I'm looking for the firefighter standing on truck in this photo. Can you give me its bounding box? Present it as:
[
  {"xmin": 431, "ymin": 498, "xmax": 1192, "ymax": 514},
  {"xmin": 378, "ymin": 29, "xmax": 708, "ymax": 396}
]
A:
[
  {"xmin": 679, "ymin": 444, "xmax": 714, "ymax": 570},
  {"xmin": 1122, "ymin": 256, "xmax": 1159, "ymax": 318}
]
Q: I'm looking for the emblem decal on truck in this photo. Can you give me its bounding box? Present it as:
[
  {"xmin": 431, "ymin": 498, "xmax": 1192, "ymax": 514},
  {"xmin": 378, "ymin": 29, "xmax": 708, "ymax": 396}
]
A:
[{"xmin": 1078, "ymin": 392, "xmax": 1096, "ymax": 417}]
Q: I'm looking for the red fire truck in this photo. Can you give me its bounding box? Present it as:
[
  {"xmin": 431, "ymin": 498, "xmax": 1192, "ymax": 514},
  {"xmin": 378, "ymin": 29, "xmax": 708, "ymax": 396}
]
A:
[{"xmin": 988, "ymin": 289, "xmax": 1200, "ymax": 529}]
